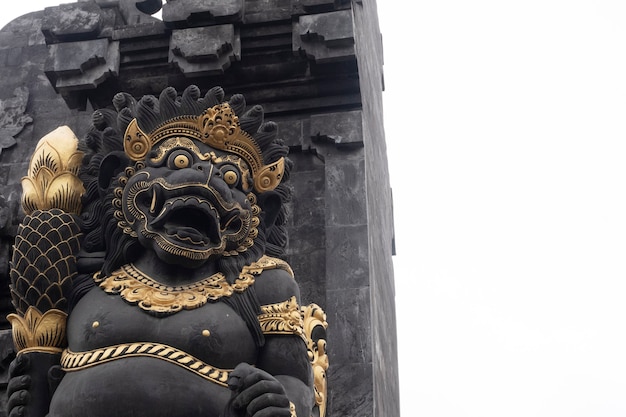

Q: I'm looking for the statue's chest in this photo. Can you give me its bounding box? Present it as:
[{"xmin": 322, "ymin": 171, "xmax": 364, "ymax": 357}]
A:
[{"xmin": 67, "ymin": 287, "xmax": 257, "ymax": 368}]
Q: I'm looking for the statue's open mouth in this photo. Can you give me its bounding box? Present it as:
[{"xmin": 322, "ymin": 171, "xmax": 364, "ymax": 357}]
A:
[
  {"xmin": 133, "ymin": 181, "xmax": 248, "ymax": 251},
  {"xmin": 150, "ymin": 196, "xmax": 220, "ymax": 245}
]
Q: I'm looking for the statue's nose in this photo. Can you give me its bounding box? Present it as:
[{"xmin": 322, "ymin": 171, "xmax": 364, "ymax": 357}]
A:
[{"xmin": 191, "ymin": 161, "xmax": 214, "ymax": 176}]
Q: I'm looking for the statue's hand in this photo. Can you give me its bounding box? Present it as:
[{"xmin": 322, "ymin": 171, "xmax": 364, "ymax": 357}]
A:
[
  {"xmin": 225, "ymin": 363, "xmax": 292, "ymax": 417},
  {"xmin": 7, "ymin": 354, "xmax": 32, "ymax": 417},
  {"xmin": 6, "ymin": 353, "xmax": 63, "ymax": 417}
]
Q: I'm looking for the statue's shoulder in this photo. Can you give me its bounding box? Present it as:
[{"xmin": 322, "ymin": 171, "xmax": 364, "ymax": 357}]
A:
[{"xmin": 249, "ymin": 255, "xmax": 300, "ymax": 305}]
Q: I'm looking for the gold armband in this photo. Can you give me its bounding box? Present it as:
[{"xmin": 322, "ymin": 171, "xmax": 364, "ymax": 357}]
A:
[{"xmin": 258, "ymin": 296, "xmax": 305, "ymax": 341}]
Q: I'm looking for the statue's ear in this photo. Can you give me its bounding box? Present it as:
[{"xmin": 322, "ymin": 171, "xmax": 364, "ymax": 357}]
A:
[
  {"xmin": 257, "ymin": 191, "xmax": 282, "ymax": 233},
  {"xmin": 99, "ymin": 152, "xmax": 130, "ymax": 193}
]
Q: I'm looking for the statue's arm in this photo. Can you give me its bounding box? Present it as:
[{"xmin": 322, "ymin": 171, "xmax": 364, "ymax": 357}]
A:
[{"xmin": 224, "ymin": 268, "xmax": 314, "ymax": 417}]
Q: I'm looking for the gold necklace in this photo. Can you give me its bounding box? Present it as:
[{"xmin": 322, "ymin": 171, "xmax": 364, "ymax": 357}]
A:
[
  {"xmin": 93, "ymin": 256, "xmax": 291, "ymax": 315},
  {"xmin": 94, "ymin": 264, "xmax": 241, "ymax": 315}
]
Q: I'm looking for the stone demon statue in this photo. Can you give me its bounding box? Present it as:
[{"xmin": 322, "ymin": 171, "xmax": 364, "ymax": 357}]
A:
[{"xmin": 6, "ymin": 86, "xmax": 328, "ymax": 417}]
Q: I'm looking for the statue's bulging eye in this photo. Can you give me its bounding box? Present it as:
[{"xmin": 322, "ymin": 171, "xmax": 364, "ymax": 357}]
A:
[
  {"xmin": 168, "ymin": 150, "xmax": 193, "ymax": 169},
  {"xmin": 174, "ymin": 155, "xmax": 190, "ymax": 168},
  {"xmin": 224, "ymin": 170, "xmax": 238, "ymax": 185},
  {"xmin": 219, "ymin": 164, "xmax": 240, "ymax": 187}
]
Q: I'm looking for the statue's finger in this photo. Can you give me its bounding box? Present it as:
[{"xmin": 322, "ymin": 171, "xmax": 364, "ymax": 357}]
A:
[
  {"xmin": 8, "ymin": 354, "xmax": 30, "ymax": 378},
  {"xmin": 233, "ymin": 380, "xmax": 285, "ymax": 410},
  {"xmin": 252, "ymin": 405, "xmax": 292, "ymax": 417},
  {"xmin": 8, "ymin": 405, "xmax": 25, "ymax": 417},
  {"xmin": 7, "ymin": 389, "xmax": 31, "ymax": 410},
  {"xmin": 7, "ymin": 375, "xmax": 30, "ymax": 396},
  {"xmin": 246, "ymin": 392, "xmax": 290, "ymax": 416}
]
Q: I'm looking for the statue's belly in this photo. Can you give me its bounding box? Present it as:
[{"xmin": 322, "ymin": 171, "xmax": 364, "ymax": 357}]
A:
[
  {"xmin": 48, "ymin": 357, "xmax": 231, "ymax": 417},
  {"xmin": 50, "ymin": 287, "xmax": 258, "ymax": 416},
  {"xmin": 67, "ymin": 287, "xmax": 257, "ymax": 368}
]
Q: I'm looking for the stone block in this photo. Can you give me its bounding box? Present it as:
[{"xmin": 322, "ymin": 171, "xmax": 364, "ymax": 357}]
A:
[
  {"xmin": 293, "ymin": 10, "xmax": 355, "ymax": 63},
  {"xmin": 327, "ymin": 362, "xmax": 373, "ymax": 417},
  {"xmin": 45, "ymin": 39, "xmax": 120, "ymax": 92},
  {"xmin": 169, "ymin": 25, "xmax": 240, "ymax": 77},
  {"xmin": 325, "ymin": 225, "xmax": 369, "ymax": 289},
  {"xmin": 0, "ymin": 87, "xmax": 32, "ymax": 158},
  {"xmin": 41, "ymin": 2, "xmax": 111, "ymax": 43},
  {"xmin": 326, "ymin": 287, "xmax": 371, "ymax": 363},
  {"xmin": 310, "ymin": 110, "xmax": 362, "ymax": 148},
  {"xmin": 162, "ymin": 0, "xmax": 244, "ymax": 25},
  {"xmin": 275, "ymin": 119, "xmax": 304, "ymax": 149},
  {"xmin": 286, "ymin": 250, "xmax": 326, "ymax": 304},
  {"xmin": 244, "ymin": 0, "xmax": 291, "ymax": 23},
  {"xmin": 324, "ymin": 157, "xmax": 367, "ymax": 225}
]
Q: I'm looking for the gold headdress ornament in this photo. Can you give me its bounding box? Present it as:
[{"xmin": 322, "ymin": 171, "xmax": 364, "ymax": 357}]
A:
[{"xmin": 123, "ymin": 103, "xmax": 285, "ymax": 193}]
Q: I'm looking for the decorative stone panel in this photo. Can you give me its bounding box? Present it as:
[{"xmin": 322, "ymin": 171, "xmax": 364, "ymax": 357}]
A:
[
  {"xmin": 162, "ymin": 0, "xmax": 244, "ymax": 25},
  {"xmin": 41, "ymin": 1, "xmax": 113, "ymax": 43},
  {"xmin": 293, "ymin": 10, "xmax": 355, "ymax": 63},
  {"xmin": 45, "ymin": 38, "xmax": 120, "ymax": 93},
  {"xmin": 310, "ymin": 110, "xmax": 363, "ymax": 148},
  {"xmin": 169, "ymin": 25, "xmax": 240, "ymax": 77}
]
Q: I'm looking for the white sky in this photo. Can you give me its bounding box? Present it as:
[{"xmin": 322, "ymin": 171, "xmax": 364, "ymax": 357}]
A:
[{"xmin": 3, "ymin": 1, "xmax": 626, "ymax": 417}]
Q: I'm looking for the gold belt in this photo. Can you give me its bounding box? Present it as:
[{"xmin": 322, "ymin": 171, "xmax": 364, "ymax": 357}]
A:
[{"xmin": 61, "ymin": 343, "xmax": 232, "ymax": 387}]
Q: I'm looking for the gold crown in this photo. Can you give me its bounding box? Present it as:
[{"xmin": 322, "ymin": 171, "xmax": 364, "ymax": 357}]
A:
[{"xmin": 123, "ymin": 103, "xmax": 284, "ymax": 193}]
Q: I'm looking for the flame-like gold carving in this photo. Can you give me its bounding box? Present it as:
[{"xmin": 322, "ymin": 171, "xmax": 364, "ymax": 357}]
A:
[
  {"xmin": 258, "ymin": 296, "xmax": 305, "ymax": 340},
  {"xmin": 302, "ymin": 304, "xmax": 329, "ymax": 417},
  {"xmin": 123, "ymin": 103, "xmax": 285, "ymax": 193},
  {"xmin": 21, "ymin": 126, "xmax": 85, "ymax": 215},
  {"xmin": 7, "ymin": 307, "xmax": 67, "ymax": 353}
]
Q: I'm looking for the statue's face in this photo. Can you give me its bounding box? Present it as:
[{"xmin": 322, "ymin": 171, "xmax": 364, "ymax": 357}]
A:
[{"xmin": 121, "ymin": 137, "xmax": 257, "ymax": 267}]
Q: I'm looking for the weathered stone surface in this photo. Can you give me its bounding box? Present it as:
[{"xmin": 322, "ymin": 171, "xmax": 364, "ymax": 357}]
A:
[
  {"xmin": 41, "ymin": 2, "xmax": 109, "ymax": 43},
  {"xmin": 162, "ymin": 0, "xmax": 244, "ymax": 25},
  {"xmin": 169, "ymin": 25, "xmax": 240, "ymax": 76},
  {"xmin": 244, "ymin": 0, "xmax": 291, "ymax": 23},
  {"xmin": 0, "ymin": 329, "xmax": 16, "ymax": 416},
  {"xmin": 294, "ymin": 10, "xmax": 355, "ymax": 63},
  {"xmin": 310, "ymin": 110, "xmax": 363, "ymax": 147},
  {"xmin": 0, "ymin": 87, "xmax": 32, "ymax": 156},
  {"xmin": 46, "ymin": 39, "xmax": 120, "ymax": 92}
]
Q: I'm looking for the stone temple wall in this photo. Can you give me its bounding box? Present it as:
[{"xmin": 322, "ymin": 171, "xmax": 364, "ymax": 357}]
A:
[{"xmin": 0, "ymin": 1, "xmax": 398, "ymax": 416}]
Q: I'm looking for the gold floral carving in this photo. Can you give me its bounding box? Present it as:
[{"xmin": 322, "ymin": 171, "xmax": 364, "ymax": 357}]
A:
[
  {"xmin": 242, "ymin": 255, "xmax": 294, "ymax": 278},
  {"xmin": 258, "ymin": 296, "xmax": 305, "ymax": 340},
  {"xmin": 7, "ymin": 306, "xmax": 67, "ymax": 353},
  {"xmin": 21, "ymin": 126, "xmax": 85, "ymax": 215},
  {"xmin": 123, "ymin": 103, "xmax": 285, "ymax": 193},
  {"xmin": 94, "ymin": 256, "xmax": 289, "ymax": 314},
  {"xmin": 301, "ymin": 304, "xmax": 329, "ymax": 417},
  {"xmin": 94, "ymin": 264, "xmax": 232, "ymax": 315},
  {"xmin": 61, "ymin": 343, "xmax": 232, "ymax": 387}
]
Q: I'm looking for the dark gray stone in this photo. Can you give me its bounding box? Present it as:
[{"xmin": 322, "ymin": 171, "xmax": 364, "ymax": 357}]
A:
[
  {"xmin": 0, "ymin": 87, "xmax": 32, "ymax": 156},
  {"xmin": 169, "ymin": 26, "xmax": 240, "ymax": 76},
  {"xmin": 41, "ymin": 2, "xmax": 108, "ymax": 43},
  {"xmin": 294, "ymin": 10, "xmax": 356, "ymax": 63},
  {"xmin": 162, "ymin": 0, "xmax": 244, "ymax": 25},
  {"xmin": 326, "ymin": 287, "xmax": 372, "ymax": 363},
  {"xmin": 310, "ymin": 110, "xmax": 363, "ymax": 147},
  {"xmin": 326, "ymin": 225, "xmax": 369, "ymax": 289},
  {"xmin": 324, "ymin": 156, "xmax": 367, "ymax": 226},
  {"xmin": 46, "ymin": 39, "xmax": 120, "ymax": 91},
  {"xmin": 327, "ymin": 362, "xmax": 373, "ymax": 417}
]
